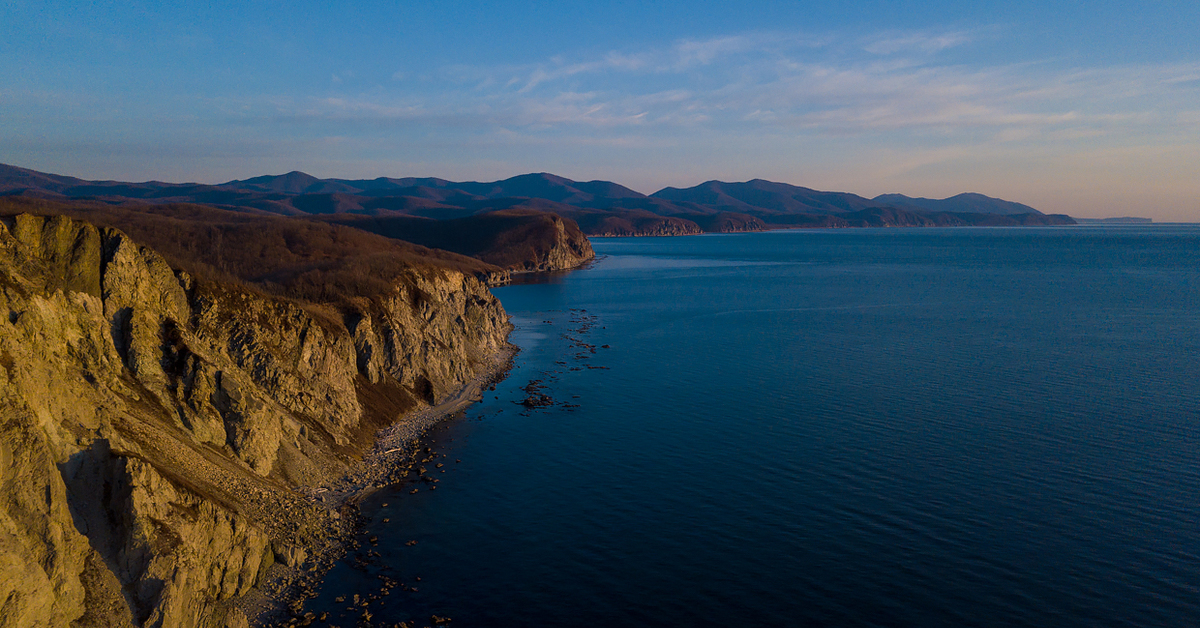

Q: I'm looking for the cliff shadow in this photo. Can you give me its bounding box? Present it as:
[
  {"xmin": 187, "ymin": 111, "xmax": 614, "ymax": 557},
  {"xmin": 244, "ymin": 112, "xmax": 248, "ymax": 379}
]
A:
[{"xmin": 58, "ymin": 439, "xmax": 155, "ymax": 625}]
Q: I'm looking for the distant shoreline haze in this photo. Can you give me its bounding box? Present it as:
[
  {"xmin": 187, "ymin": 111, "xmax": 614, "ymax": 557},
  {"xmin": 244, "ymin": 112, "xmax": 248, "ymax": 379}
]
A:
[{"xmin": 1074, "ymin": 217, "xmax": 1154, "ymax": 224}]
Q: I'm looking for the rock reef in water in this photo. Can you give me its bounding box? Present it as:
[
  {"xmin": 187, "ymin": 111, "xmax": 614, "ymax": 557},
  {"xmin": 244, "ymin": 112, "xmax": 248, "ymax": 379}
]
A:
[{"xmin": 0, "ymin": 212, "xmax": 513, "ymax": 627}]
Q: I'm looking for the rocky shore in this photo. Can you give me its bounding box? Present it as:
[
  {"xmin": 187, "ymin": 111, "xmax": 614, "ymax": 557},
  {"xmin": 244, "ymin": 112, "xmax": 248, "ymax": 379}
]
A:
[
  {"xmin": 0, "ymin": 213, "xmax": 518, "ymax": 627},
  {"xmin": 236, "ymin": 347, "xmax": 517, "ymax": 626}
]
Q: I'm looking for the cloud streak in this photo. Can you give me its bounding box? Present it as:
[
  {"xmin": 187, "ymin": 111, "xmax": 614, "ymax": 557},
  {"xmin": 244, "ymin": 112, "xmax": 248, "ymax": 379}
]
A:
[
  {"xmin": 6, "ymin": 25, "xmax": 1198, "ymax": 219},
  {"xmin": 276, "ymin": 29, "xmax": 1198, "ymax": 150},
  {"xmin": 861, "ymin": 30, "xmax": 976, "ymax": 55}
]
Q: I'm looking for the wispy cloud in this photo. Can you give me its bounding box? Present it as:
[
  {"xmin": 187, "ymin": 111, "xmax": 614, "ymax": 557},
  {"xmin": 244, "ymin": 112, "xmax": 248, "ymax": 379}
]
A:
[
  {"xmin": 672, "ymin": 34, "xmax": 767, "ymax": 67},
  {"xmin": 862, "ymin": 30, "xmax": 976, "ymax": 55},
  {"xmin": 19, "ymin": 24, "xmax": 1192, "ymax": 215},
  {"xmin": 287, "ymin": 31, "xmax": 1198, "ymax": 150},
  {"xmin": 518, "ymin": 51, "xmax": 651, "ymax": 92}
]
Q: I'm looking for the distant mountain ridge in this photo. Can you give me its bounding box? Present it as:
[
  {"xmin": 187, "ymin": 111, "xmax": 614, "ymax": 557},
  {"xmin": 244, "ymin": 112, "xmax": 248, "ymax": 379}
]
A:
[
  {"xmin": 0, "ymin": 163, "xmax": 1072, "ymax": 234},
  {"xmin": 872, "ymin": 192, "xmax": 1042, "ymax": 216},
  {"xmin": 652, "ymin": 179, "xmax": 878, "ymax": 215}
]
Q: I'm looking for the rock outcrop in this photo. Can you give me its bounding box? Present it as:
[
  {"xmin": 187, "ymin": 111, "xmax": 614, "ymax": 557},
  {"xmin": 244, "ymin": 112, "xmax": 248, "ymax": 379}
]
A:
[
  {"xmin": 0, "ymin": 213, "xmax": 512, "ymax": 627},
  {"xmin": 514, "ymin": 212, "xmax": 594, "ymax": 272},
  {"xmin": 313, "ymin": 209, "xmax": 596, "ymax": 275},
  {"xmin": 579, "ymin": 214, "xmax": 703, "ymax": 237}
]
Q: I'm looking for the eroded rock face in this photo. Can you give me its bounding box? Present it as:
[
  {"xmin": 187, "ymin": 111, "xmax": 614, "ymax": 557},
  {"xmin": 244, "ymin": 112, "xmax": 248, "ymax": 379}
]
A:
[
  {"xmin": 0, "ymin": 214, "xmax": 512, "ymax": 627},
  {"xmin": 524, "ymin": 214, "xmax": 594, "ymax": 272},
  {"xmin": 584, "ymin": 216, "xmax": 702, "ymax": 237}
]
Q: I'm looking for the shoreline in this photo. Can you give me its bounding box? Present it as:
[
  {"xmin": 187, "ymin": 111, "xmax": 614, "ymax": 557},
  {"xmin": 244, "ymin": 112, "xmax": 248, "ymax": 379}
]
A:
[
  {"xmin": 486, "ymin": 256, "xmax": 599, "ymax": 286},
  {"xmin": 237, "ymin": 344, "xmax": 519, "ymax": 626},
  {"xmin": 585, "ymin": 221, "xmax": 1082, "ymax": 238}
]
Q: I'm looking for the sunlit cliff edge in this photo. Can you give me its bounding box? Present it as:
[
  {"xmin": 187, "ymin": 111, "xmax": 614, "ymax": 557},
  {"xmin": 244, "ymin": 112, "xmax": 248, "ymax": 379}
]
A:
[{"xmin": 0, "ymin": 212, "xmax": 521, "ymax": 627}]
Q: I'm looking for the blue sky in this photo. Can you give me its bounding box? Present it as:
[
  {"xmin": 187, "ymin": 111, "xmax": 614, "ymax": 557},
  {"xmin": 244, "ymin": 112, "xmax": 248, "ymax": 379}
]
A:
[{"xmin": 2, "ymin": 1, "xmax": 1198, "ymax": 219}]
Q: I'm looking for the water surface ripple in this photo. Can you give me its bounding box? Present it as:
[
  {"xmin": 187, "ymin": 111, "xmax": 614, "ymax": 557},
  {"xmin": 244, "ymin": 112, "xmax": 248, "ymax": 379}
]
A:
[{"xmin": 308, "ymin": 226, "xmax": 1200, "ymax": 627}]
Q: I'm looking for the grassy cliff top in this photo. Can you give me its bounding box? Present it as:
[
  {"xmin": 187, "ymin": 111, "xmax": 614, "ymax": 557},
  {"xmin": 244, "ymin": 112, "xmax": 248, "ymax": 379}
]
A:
[{"xmin": 0, "ymin": 197, "xmax": 502, "ymax": 304}]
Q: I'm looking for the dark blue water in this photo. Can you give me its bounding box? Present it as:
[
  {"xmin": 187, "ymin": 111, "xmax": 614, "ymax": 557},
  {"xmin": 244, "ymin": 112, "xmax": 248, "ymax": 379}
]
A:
[{"xmin": 308, "ymin": 226, "xmax": 1200, "ymax": 627}]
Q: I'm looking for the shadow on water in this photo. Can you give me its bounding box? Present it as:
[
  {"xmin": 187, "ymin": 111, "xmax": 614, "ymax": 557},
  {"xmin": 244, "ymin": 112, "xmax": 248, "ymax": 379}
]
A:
[{"xmin": 502, "ymin": 256, "xmax": 606, "ymax": 285}]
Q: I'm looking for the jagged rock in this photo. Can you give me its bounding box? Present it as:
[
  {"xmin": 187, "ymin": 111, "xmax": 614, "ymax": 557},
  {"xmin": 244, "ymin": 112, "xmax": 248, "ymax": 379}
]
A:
[
  {"xmin": 0, "ymin": 214, "xmax": 513, "ymax": 627},
  {"xmin": 519, "ymin": 213, "xmax": 594, "ymax": 272}
]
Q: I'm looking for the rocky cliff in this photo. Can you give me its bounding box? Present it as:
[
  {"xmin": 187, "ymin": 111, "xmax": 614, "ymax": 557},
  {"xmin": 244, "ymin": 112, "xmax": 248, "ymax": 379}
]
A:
[
  {"xmin": 313, "ymin": 209, "xmax": 595, "ymax": 275},
  {"xmin": 576, "ymin": 213, "xmax": 703, "ymax": 237},
  {"xmin": 0, "ymin": 213, "xmax": 512, "ymax": 627},
  {"xmin": 513, "ymin": 211, "xmax": 594, "ymax": 272}
]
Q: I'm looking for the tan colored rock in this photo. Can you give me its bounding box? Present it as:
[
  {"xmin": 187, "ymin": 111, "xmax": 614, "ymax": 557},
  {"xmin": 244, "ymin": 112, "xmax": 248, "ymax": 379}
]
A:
[{"xmin": 0, "ymin": 214, "xmax": 513, "ymax": 627}]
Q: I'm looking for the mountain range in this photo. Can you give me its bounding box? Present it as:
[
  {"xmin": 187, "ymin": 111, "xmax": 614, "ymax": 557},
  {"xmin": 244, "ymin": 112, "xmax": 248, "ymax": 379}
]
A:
[
  {"xmin": 0, "ymin": 165, "xmax": 1070, "ymax": 625},
  {"xmin": 0, "ymin": 164, "xmax": 1073, "ymax": 235}
]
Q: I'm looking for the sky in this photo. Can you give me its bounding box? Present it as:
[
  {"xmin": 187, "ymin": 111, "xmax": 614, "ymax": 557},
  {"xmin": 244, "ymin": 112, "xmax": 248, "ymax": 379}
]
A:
[{"xmin": 2, "ymin": 1, "xmax": 1199, "ymax": 220}]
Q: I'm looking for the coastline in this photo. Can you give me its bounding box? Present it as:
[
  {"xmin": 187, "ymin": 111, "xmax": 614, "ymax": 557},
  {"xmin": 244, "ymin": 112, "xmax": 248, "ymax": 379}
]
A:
[
  {"xmin": 237, "ymin": 344, "xmax": 518, "ymax": 626},
  {"xmin": 583, "ymin": 219, "xmax": 1081, "ymax": 238},
  {"xmin": 486, "ymin": 255, "xmax": 600, "ymax": 286},
  {"xmin": 258, "ymin": 227, "xmax": 1200, "ymax": 628}
]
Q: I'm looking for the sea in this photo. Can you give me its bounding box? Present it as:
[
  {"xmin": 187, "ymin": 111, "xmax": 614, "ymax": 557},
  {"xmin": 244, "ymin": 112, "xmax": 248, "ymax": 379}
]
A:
[{"xmin": 305, "ymin": 225, "xmax": 1200, "ymax": 627}]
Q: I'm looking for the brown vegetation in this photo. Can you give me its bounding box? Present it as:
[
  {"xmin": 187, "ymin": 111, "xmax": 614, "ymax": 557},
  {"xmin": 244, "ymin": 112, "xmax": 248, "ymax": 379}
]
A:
[
  {"xmin": 314, "ymin": 208, "xmax": 593, "ymax": 270},
  {"xmin": 0, "ymin": 197, "xmax": 500, "ymax": 304},
  {"xmin": 1, "ymin": 164, "xmax": 1076, "ymax": 239}
]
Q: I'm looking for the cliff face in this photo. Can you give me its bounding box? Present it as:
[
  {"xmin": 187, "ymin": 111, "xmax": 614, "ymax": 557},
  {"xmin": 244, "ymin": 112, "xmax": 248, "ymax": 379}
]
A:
[
  {"xmin": 0, "ymin": 214, "xmax": 511, "ymax": 627},
  {"xmin": 685, "ymin": 213, "xmax": 767, "ymax": 234},
  {"xmin": 578, "ymin": 214, "xmax": 702, "ymax": 237},
  {"xmin": 313, "ymin": 209, "xmax": 595, "ymax": 275},
  {"xmin": 516, "ymin": 212, "xmax": 594, "ymax": 272}
]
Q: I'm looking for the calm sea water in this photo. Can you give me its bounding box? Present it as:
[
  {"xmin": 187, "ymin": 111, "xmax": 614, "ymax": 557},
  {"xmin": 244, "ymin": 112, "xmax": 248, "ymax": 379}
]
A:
[{"xmin": 307, "ymin": 226, "xmax": 1200, "ymax": 627}]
